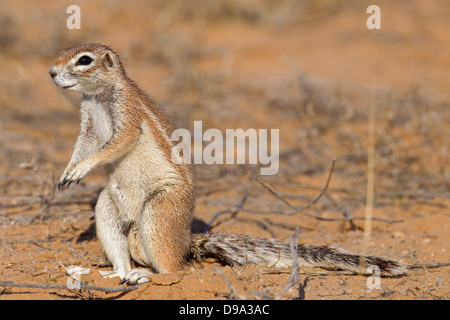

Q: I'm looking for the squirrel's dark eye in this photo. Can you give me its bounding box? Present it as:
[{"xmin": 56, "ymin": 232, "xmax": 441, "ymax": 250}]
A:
[{"xmin": 76, "ymin": 55, "xmax": 93, "ymax": 66}]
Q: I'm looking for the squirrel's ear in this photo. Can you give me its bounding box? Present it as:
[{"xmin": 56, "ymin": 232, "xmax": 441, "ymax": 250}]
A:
[{"xmin": 103, "ymin": 53, "xmax": 114, "ymax": 69}]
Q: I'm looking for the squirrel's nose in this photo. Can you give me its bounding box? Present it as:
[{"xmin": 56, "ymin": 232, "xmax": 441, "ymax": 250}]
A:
[{"xmin": 49, "ymin": 66, "xmax": 57, "ymax": 79}]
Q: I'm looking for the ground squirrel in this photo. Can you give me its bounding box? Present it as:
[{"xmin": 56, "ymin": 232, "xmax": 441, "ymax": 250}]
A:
[{"xmin": 49, "ymin": 43, "xmax": 407, "ymax": 285}]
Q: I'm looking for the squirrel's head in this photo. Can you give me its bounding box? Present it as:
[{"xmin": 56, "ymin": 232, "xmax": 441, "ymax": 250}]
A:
[{"xmin": 49, "ymin": 43, "xmax": 125, "ymax": 96}]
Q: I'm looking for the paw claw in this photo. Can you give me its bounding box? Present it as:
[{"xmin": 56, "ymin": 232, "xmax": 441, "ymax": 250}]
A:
[
  {"xmin": 121, "ymin": 269, "xmax": 152, "ymax": 285},
  {"xmin": 57, "ymin": 161, "xmax": 91, "ymax": 190}
]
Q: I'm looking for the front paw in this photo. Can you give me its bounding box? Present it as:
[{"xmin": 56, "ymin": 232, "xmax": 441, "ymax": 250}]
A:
[{"xmin": 58, "ymin": 160, "xmax": 93, "ymax": 190}]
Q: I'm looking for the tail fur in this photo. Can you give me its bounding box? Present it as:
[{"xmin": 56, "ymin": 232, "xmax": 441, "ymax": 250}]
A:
[{"xmin": 190, "ymin": 233, "xmax": 407, "ymax": 277}]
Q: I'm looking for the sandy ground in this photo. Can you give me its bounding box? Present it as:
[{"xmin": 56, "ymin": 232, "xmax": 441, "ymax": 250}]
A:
[{"xmin": 0, "ymin": 0, "xmax": 448, "ymax": 300}]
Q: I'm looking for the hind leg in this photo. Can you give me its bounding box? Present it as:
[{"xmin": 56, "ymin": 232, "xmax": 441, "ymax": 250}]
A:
[
  {"xmin": 135, "ymin": 188, "xmax": 193, "ymax": 274},
  {"xmin": 95, "ymin": 188, "xmax": 132, "ymax": 280},
  {"xmin": 96, "ymin": 189, "xmax": 153, "ymax": 284}
]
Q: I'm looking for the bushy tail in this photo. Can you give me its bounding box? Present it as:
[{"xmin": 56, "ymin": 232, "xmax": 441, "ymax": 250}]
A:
[{"xmin": 190, "ymin": 232, "xmax": 407, "ymax": 277}]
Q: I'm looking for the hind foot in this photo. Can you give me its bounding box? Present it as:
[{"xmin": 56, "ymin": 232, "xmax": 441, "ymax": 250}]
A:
[{"xmin": 119, "ymin": 268, "xmax": 152, "ymax": 285}]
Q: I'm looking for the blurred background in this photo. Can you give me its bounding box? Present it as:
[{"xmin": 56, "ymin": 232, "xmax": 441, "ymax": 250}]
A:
[
  {"xmin": 1, "ymin": 0, "xmax": 448, "ymax": 185},
  {"xmin": 0, "ymin": 0, "xmax": 448, "ymax": 299}
]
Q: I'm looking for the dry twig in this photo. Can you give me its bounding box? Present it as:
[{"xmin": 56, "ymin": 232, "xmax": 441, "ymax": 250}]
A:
[
  {"xmin": 205, "ymin": 158, "xmax": 402, "ymax": 228},
  {"xmin": 256, "ymin": 158, "xmax": 336, "ymax": 215},
  {"xmin": 202, "ymin": 189, "xmax": 248, "ymax": 233},
  {"xmin": 407, "ymin": 262, "xmax": 450, "ymax": 270},
  {"xmin": 274, "ymin": 227, "xmax": 300, "ymax": 300},
  {"xmin": 0, "ymin": 281, "xmax": 141, "ymax": 293}
]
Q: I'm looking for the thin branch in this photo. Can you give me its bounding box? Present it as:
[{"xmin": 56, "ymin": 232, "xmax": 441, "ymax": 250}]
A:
[
  {"xmin": 261, "ymin": 262, "xmax": 450, "ymax": 276},
  {"xmin": 0, "ymin": 281, "xmax": 141, "ymax": 293},
  {"xmin": 275, "ymin": 228, "xmax": 300, "ymax": 300},
  {"xmin": 237, "ymin": 208, "xmax": 403, "ymax": 223},
  {"xmin": 202, "ymin": 189, "xmax": 248, "ymax": 233},
  {"xmin": 328, "ymin": 187, "xmax": 450, "ymax": 201},
  {"xmin": 0, "ymin": 196, "xmax": 97, "ymax": 211},
  {"xmin": 214, "ymin": 266, "xmax": 273, "ymax": 300},
  {"xmin": 257, "ymin": 158, "xmax": 336, "ymax": 215},
  {"xmin": 324, "ymin": 193, "xmax": 357, "ymax": 229},
  {"xmin": 262, "ymin": 269, "xmax": 358, "ymax": 276},
  {"xmin": 240, "ymin": 158, "xmax": 402, "ymax": 223},
  {"xmin": 203, "ymin": 158, "xmax": 402, "ymax": 225},
  {"xmin": 233, "ymin": 217, "xmax": 277, "ymax": 237},
  {"xmin": 407, "ymin": 262, "xmax": 450, "ymax": 270}
]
